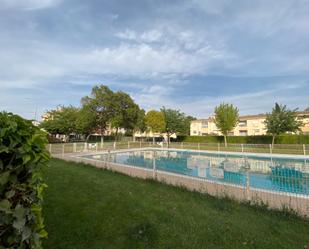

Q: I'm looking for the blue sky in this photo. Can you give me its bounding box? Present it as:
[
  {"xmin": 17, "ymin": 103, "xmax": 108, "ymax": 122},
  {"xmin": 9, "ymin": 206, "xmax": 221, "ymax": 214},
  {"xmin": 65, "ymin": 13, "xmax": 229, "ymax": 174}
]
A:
[{"xmin": 0, "ymin": 0, "xmax": 309, "ymax": 120}]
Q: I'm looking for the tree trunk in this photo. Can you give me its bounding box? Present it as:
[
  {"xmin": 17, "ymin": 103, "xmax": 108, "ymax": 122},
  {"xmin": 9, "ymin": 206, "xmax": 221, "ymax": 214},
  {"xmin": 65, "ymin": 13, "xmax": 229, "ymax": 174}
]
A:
[
  {"xmin": 272, "ymin": 135, "xmax": 275, "ymax": 149},
  {"xmin": 167, "ymin": 132, "xmax": 170, "ymax": 148},
  {"xmin": 224, "ymin": 135, "xmax": 227, "ymax": 147}
]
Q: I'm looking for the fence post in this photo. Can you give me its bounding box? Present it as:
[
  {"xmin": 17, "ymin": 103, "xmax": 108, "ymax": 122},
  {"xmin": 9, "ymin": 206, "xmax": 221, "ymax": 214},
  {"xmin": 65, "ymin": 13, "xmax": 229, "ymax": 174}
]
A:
[
  {"xmin": 303, "ymin": 144, "xmax": 306, "ymax": 156},
  {"xmin": 152, "ymin": 150, "xmax": 156, "ymax": 179},
  {"xmin": 246, "ymin": 170, "xmax": 250, "ymax": 201},
  {"xmin": 73, "ymin": 143, "xmax": 76, "ymax": 153},
  {"xmin": 269, "ymin": 144, "xmax": 272, "ymax": 154},
  {"xmin": 62, "ymin": 144, "xmax": 65, "ymax": 157},
  {"xmin": 113, "ymin": 141, "xmax": 116, "ymax": 150},
  {"xmin": 241, "ymin": 144, "xmax": 244, "ymax": 153},
  {"xmin": 218, "ymin": 143, "xmax": 220, "ymax": 152},
  {"xmin": 105, "ymin": 150, "xmax": 110, "ymax": 167},
  {"xmin": 140, "ymin": 140, "xmax": 142, "ymax": 148},
  {"xmin": 84, "ymin": 142, "xmax": 87, "ymax": 152},
  {"xmin": 244, "ymin": 159, "xmax": 251, "ymax": 201},
  {"xmin": 128, "ymin": 141, "xmax": 130, "ymax": 149},
  {"xmin": 96, "ymin": 143, "xmax": 98, "ymax": 152}
]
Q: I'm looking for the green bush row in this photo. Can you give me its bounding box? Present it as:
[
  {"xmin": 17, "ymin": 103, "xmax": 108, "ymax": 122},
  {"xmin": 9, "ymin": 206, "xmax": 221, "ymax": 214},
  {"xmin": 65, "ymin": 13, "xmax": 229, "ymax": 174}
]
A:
[
  {"xmin": 175, "ymin": 135, "xmax": 309, "ymax": 144},
  {"xmin": 0, "ymin": 112, "xmax": 50, "ymax": 249}
]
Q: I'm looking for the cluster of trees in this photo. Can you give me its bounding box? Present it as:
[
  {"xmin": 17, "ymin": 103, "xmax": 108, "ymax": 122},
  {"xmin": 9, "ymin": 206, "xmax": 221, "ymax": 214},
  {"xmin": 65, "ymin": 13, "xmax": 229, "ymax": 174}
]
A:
[
  {"xmin": 214, "ymin": 102, "xmax": 303, "ymax": 147},
  {"xmin": 145, "ymin": 107, "xmax": 195, "ymax": 146},
  {"xmin": 40, "ymin": 85, "xmax": 195, "ymax": 141}
]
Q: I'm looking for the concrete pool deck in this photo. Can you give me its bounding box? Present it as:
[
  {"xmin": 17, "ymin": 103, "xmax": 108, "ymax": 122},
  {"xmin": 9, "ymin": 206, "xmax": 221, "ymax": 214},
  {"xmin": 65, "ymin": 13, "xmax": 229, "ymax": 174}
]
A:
[{"xmin": 52, "ymin": 148, "xmax": 309, "ymax": 217}]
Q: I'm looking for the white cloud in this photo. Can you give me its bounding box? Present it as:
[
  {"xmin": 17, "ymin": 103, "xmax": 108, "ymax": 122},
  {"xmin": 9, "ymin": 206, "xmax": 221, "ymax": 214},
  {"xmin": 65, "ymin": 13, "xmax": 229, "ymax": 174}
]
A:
[
  {"xmin": 140, "ymin": 30, "xmax": 162, "ymax": 42},
  {"xmin": 0, "ymin": 0, "xmax": 62, "ymax": 10},
  {"xmin": 115, "ymin": 30, "xmax": 137, "ymax": 40},
  {"xmin": 0, "ymin": 38, "xmax": 231, "ymax": 86},
  {"xmin": 116, "ymin": 29, "xmax": 162, "ymax": 43}
]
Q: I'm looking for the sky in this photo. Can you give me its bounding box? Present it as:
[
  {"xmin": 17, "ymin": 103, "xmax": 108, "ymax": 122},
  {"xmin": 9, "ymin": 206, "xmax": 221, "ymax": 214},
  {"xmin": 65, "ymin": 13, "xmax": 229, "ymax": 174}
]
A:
[{"xmin": 0, "ymin": 0, "xmax": 309, "ymax": 120}]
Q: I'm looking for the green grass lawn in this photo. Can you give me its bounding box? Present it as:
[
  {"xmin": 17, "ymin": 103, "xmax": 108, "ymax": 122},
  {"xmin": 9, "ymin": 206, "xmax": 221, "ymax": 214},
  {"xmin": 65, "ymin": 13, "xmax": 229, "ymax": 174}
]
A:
[{"xmin": 42, "ymin": 159, "xmax": 309, "ymax": 249}]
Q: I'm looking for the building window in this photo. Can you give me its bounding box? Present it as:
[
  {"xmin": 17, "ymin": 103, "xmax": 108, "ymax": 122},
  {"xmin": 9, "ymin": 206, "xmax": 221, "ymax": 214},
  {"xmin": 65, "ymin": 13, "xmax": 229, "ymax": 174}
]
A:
[
  {"xmin": 193, "ymin": 131, "xmax": 197, "ymax": 134},
  {"xmin": 201, "ymin": 123, "xmax": 208, "ymax": 128},
  {"xmin": 239, "ymin": 121, "xmax": 247, "ymax": 127},
  {"xmin": 239, "ymin": 130, "xmax": 248, "ymax": 136}
]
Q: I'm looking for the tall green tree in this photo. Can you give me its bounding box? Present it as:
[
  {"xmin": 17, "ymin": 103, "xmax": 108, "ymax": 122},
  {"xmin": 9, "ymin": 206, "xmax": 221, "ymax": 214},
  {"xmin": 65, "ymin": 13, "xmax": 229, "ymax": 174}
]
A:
[
  {"xmin": 76, "ymin": 105, "xmax": 97, "ymax": 139},
  {"xmin": 110, "ymin": 91, "xmax": 140, "ymax": 134},
  {"xmin": 133, "ymin": 109, "xmax": 146, "ymax": 141},
  {"xmin": 160, "ymin": 107, "xmax": 195, "ymax": 147},
  {"xmin": 214, "ymin": 103, "xmax": 239, "ymax": 147},
  {"xmin": 40, "ymin": 105, "xmax": 79, "ymax": 140},
  {"xmin": 265, "ymin": 103, "xmax": 302, "ymax": 147},
  {"xmin": 145, "ymin": 110, "xmax": 166, "ymax": 143},
  {"xmin": 81, "ymin": 85, "xmax": 115, "ymax": 136}
]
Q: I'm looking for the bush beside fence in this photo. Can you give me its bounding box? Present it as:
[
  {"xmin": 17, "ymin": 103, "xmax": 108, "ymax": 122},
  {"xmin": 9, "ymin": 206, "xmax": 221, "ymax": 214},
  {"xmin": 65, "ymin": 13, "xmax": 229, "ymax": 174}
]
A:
[
  {"xmin": 0, "ymin": 112, "xmax": 49, "ymax": 249},
  {"xmin": 175, "ymin": 135, "xmax": 309, "ymax": 144}
]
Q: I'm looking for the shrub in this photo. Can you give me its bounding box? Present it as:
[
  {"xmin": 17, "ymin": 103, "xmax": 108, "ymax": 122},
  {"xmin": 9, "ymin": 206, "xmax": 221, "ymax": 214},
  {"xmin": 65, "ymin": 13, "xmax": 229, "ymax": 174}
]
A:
[
  {"xmin": 0, "ymin": 112, "xmax": 49, "ymax": 249},
  {"xmin": 176, "ymin": 135, "xmax": 309, "ymax": 144}
]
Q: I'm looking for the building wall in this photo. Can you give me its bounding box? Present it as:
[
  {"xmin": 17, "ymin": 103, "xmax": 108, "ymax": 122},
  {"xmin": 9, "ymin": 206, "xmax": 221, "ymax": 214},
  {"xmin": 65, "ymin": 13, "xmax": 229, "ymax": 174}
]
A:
[
  {"xmin": 191, "ymin": 112, "xmax": 309, "ymax": 136},
  {"xmin": 233, "ymin": 117, "xmax": 267, "ymax": 136},
  {"xmin": 299, "ymin": 116, "xmax": 309, "ymax": 134}
]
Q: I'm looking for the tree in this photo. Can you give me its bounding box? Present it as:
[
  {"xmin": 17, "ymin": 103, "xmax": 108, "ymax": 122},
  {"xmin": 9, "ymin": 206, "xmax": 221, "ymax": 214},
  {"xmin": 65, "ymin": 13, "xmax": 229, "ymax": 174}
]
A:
[
  {"xmin": 265, "ymin": 103, "xmax": 302, "ymax": 147},
  {"xmin": 40, "ymin": 106, "xmax": 79, "ymax": 140},
  {"xmin": 214, "ymin": 103, "xmax": 239, "ymax": 147},
  {"xmin": 133, "ymin": 109, "xmax": 146, "ymax": 141},
  {"xmin": 183, "ymin": 115, "xmax": 196, "ymax": 135},
  {"xmin": 110, "ymin": 91, "xmax": 140, "ymax": 135},
  {"xmin": 160, "ymin": 107, "xmax": 195, "ymax": 147},
  {"xmin": 81, "ymin": 85, "xmax": 115, "ymax": 137},
  {"xmin": 76, "ymin": 105, "xmax": 97, "ymax": 139},
  {"xmin": 145, "ymin": 110, "xmax": 166, "ymax": 143}
]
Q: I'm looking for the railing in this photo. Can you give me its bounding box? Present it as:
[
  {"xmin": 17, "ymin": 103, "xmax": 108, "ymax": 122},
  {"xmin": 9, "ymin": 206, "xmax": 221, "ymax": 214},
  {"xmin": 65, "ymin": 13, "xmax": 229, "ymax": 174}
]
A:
[
  {"xmin": 47, "ymin": 141, "xmax": 308, "ymax": 156},
  {"xmin": 168, "ymin": 142, "xmax": 308, "ymax": 155},
  {"xmin": 56, "ymin": 147, "xmax": 309, "ymax": 217}
]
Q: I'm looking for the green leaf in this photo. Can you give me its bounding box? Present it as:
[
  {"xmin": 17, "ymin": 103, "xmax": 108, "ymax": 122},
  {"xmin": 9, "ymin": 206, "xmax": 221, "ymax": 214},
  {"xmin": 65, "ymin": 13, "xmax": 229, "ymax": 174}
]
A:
[
  {"xmin": 38, "ymin": 229, "xmax": 48, "ymax": 238},
  {"xmin": 0, "ymin": 171, "xmax": 10, "ymax": 185},
  {"xmin": 22, "ymin": 154, "xmax": 31, "ymax": 164},
  {"xmin": 13, "ymin": 204, "xmax": 26, "ymax": 220},
  {"xmin": 0, "ymin": 199, "xmax": 12, "ymax": 214},
  {"xmin": 22, "ymin": 227, "xmax": 32, "ymax": 241},
  {"xmin": 5, "ymin": 190, "xmax": 15, "ymax": 199},
  {"xmin": 13, "ymin": 217, "xmax": 26, "ymax": 231}
]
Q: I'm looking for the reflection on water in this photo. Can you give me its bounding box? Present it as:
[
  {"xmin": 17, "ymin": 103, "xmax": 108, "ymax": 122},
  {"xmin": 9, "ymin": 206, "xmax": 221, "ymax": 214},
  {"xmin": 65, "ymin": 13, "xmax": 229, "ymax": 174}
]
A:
[{"xmin": 85, "ymin": 150, "xmax": 309, "ymax": 195}]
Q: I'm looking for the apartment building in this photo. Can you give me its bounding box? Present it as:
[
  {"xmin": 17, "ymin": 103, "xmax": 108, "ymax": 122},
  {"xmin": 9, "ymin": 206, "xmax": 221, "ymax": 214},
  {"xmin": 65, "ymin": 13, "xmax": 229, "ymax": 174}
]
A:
[{"xmin": 190, "ymin": 110, "xmax": 309, "ymax": 136}]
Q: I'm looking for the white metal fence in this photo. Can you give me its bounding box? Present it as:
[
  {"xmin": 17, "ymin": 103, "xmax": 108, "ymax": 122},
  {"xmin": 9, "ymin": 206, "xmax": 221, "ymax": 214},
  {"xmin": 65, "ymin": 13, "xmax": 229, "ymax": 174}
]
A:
[
  {"xmin": 56, "ymin": 149, "xmax": 309, "ymax": 217},
  {"xmin": 48, "ymin": 141, "xmax": 308, "ymax": 156}
]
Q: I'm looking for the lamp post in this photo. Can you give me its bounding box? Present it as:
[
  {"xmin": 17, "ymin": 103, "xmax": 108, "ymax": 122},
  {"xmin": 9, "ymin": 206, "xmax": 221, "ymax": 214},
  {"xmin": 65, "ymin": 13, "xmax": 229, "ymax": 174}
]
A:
[{"xmin": 24, "ymin": 98, "xmax": 39, "ymax": 123}]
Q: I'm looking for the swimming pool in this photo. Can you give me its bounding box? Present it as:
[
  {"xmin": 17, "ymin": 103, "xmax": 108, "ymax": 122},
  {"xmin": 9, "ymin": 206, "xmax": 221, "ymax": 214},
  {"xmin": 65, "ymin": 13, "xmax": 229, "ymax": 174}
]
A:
[{"xmin": 81, "ymin": 149, "xmax": 309, "ymax": 196}]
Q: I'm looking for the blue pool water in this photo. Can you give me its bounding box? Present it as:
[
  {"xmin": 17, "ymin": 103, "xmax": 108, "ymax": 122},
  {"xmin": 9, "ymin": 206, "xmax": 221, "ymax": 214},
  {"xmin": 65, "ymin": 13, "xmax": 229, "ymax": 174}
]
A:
[{"xmin": 83, "ymin": 150, "xmax": 309, "ymax": 195}]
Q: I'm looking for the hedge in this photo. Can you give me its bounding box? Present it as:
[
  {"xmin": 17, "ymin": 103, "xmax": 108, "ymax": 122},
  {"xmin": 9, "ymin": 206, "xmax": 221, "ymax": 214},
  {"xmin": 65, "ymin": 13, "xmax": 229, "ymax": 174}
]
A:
[
  {"xmin": 0, "ymin": 112, "xmax": 50, "ymax": 249},
  {"xmin": 175, "ymin": 135, "xmax": 309, "ymax": 144}
]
